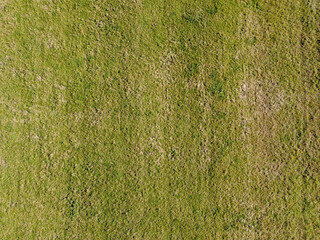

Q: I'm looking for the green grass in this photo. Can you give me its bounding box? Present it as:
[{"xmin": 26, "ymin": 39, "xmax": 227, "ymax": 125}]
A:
[{"xmin": 1, "ymin": 0, "xmax": 320, "ymax": 239}]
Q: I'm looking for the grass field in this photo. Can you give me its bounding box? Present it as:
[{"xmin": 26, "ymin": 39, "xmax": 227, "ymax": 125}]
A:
[{"xmin": 1, "ymin": 0, "xmax": 320, "ymax": 239}]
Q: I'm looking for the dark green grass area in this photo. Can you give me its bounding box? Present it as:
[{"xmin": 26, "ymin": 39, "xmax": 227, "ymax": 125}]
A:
[{"xmin": 0, "ymin": 0, "xmax": 320, "ymax": 239}]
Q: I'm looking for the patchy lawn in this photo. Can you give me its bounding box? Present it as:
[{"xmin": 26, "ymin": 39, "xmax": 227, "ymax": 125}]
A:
[{"xmin": 0, "ymin": 0, "xmax": 319, "ymax": 239}]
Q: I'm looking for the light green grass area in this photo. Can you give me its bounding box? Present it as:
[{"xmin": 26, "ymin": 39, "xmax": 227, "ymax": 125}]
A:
[{"xmin": 1, "ymin": 0, "xmax": 320, "ymax": 239}]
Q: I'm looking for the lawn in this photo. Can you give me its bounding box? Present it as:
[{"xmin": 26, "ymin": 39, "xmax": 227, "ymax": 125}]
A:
[{"xmin": 0, "ymin": 0, "xmax": 319, "ymax": 239}]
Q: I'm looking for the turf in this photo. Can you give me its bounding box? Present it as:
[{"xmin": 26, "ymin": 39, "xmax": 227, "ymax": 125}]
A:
[{"xmin": 0, "ymin": 0, "xmax": 320, "ymax": 239}]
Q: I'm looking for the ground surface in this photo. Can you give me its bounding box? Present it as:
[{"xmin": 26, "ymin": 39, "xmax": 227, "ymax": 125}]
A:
[{"xmin": 0, "ymin": 0, "xmax": 320, "ymax": 239}]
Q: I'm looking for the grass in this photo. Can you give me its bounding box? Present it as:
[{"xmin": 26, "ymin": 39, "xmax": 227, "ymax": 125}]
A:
[{"xmin": 0, "ymin": 0, "xmax": 319, "ymax": 239}]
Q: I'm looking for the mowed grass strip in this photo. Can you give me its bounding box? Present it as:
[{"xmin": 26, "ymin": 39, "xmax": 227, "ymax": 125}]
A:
[{"xmin": 0, "ymin": 0, "xmax": 319, "ymax": 239}]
